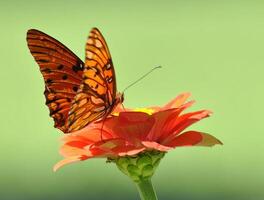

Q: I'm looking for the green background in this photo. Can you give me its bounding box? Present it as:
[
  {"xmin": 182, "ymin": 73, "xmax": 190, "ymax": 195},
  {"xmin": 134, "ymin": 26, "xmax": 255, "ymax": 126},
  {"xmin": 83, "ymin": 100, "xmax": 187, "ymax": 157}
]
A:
[{"xmin": 1, "ymin": 0, "xmax": 263, "ymax": 199}]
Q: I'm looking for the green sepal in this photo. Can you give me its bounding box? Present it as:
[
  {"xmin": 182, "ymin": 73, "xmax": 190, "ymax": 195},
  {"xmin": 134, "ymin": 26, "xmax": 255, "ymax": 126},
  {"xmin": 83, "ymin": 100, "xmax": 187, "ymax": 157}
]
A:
[{"xmin": 108, "ymin": 151, "xmax": 165, "ymax": 183}]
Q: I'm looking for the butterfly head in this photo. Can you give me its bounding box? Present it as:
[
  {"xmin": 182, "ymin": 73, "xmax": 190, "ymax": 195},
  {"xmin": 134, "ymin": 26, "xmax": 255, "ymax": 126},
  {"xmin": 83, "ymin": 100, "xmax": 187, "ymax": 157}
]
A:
[{"xmin": 116, "ymin": 92, "xmax": 124, "ymax": 104}]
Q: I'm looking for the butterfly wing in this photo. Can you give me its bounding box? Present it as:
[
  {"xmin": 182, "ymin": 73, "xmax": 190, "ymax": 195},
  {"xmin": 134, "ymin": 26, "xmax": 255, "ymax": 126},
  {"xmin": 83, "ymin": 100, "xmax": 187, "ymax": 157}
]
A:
[
  {"xmin": 67, "ymin": 28, "xmax": 117, "ymax": 132},
  {"xmin": 27, "ymin": 29, "xmax": 84, "ymax": 132}
]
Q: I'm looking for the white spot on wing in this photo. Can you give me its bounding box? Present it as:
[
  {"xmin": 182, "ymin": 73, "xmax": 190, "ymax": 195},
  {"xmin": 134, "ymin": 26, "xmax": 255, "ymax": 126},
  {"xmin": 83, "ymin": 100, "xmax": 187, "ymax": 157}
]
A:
[
  {"xmin": 90, "ymin": 96, "xmax": 105, "ymax": 105},
  {"xmin": 93, "ymin": 106, "xmax": 106, "ymax": 112},
  {"xmin": 106, "ymin": 63, "xmax": 111, "ymax": 69},
  {"xmin": 87, "ymin": 38, "xmax": 93, "ymax": 44},
  {"xmin": 95, "ymin": 39, "xmax": 102, "ymax": 48},
  {"xmin": 87, "ymin": 51, "xmax": 93, "ymax": 59}
]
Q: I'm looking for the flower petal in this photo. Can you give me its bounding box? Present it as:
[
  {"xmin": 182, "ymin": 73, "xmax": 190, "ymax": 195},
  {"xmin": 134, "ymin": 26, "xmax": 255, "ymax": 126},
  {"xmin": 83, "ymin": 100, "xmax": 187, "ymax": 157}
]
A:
[
  {"xmin": 165, "ymin": 131, "xmax": 222, "ymax": 147},
  {"xmin": 59, "ymin": 141, "xmax": 90, "ymax": 157},
  {"xmin": 112, "ymin": 112, "xmax": 155, "ymax": 143},
  {"xmin": 147, "ymin": 101, "xmax": 194, "ymax": 141},
  {"xmin": 143, "ymin": 93, "xmax": 192, "ymax": 113},
  {"xmin": 91, "ymin": 138, "xmax": 145, "ymax": 157},
  {"xmin": 171, "ymin": 110, "xmax": 212, "ymax": 135},
  {"xmin": 53, "ymin": 155, "xmax": 86, "ymax": 172},
  {"xmin": 163, "ymin": 92, "xmax": 191, "ymax": 109},
  {"xmin": 160, "ymin": 110, "xmax": 212, "ymax": 143},
  {"xmin": 142, "ymin": 141, "xmax": 173, "ymax": 151},
  {"xmin": 62, "ymin": 127, "xmax": 115, "ymax": 149},
  {"xmin": 195, "ymin": 132, "xmax": 223, "ymax": 146},
  {"xmin": 117, "ymin": 147, "xmax": 145, "ymax": 156}
]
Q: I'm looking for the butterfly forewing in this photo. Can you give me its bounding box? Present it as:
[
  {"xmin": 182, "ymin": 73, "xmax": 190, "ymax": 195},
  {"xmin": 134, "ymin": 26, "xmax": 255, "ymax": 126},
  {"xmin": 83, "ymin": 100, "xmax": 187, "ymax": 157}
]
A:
[
  {"xmin": 67, "ymin": 28, "xmax": 117, "ymax": 132},
  {"xmin": 85, "ymin": 28, "xmax": 116, "ymax": 101},
  {"xmin": 27, "ymin": 29, "xmax": 84, "ymax": 132}
]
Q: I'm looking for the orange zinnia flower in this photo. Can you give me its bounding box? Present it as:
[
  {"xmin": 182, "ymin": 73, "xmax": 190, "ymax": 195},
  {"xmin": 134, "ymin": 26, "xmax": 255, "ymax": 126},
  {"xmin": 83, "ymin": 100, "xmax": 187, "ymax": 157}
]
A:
[{"xmin": 54, "ymin": 93, "xmax": 222, "ymax": 171}]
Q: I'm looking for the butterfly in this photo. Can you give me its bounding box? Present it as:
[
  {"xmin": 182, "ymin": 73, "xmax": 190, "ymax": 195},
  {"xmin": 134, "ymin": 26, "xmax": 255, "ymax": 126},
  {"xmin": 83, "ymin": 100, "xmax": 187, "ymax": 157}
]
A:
[{"xmin": 27, "ymin": 28, "xmax": 124, "ymax": 133}]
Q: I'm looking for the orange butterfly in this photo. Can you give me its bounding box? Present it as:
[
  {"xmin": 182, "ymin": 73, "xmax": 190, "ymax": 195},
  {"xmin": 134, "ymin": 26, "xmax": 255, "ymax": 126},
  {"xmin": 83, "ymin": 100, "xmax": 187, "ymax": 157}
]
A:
[{"xmin": 27, "ymin": 28, "xmax": 124, "ymax": 133}]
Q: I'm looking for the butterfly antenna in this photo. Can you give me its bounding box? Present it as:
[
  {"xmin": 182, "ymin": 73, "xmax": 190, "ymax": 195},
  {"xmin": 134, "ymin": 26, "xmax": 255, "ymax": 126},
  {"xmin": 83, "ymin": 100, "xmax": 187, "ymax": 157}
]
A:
[
  {"xmin": 121, "ymin": 103, "xmax": 126, "ymax": 111},
  {"xmin": 122, "ymin": 66, "xmax": 162, "ymax": 93}
]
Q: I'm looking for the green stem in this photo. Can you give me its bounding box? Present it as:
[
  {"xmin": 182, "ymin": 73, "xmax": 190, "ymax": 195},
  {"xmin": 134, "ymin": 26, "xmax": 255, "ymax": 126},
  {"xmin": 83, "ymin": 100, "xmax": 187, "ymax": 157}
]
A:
[{"xmin": 136, "ymin": 179, "xmax": 158, "ymax": 200}]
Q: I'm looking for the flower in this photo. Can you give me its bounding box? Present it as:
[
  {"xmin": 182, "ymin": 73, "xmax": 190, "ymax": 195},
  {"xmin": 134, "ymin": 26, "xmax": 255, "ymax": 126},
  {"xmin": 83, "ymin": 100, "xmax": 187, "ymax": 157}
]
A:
[{"xmin": 54, "ymin": 92, "xmax": 222, "ymax": 172}]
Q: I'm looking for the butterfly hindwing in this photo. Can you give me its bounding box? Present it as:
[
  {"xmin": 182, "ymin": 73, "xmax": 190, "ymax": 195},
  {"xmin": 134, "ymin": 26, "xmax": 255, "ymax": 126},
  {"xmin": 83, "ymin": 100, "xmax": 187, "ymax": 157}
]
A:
[
  {"xmin": 67, "ymin": 28, "xmax": 117, "ymax": 132},
  {"xmin": 27, "ymin": 29, "xmax": 84, "ymax": 132}
]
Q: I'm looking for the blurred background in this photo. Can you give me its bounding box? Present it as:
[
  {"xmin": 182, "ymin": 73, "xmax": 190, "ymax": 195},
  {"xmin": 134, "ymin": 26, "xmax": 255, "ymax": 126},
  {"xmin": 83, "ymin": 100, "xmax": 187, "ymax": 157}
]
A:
[{"xmin": 0, "ymin": 0, "xmax": 263, "ymax": 199}]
